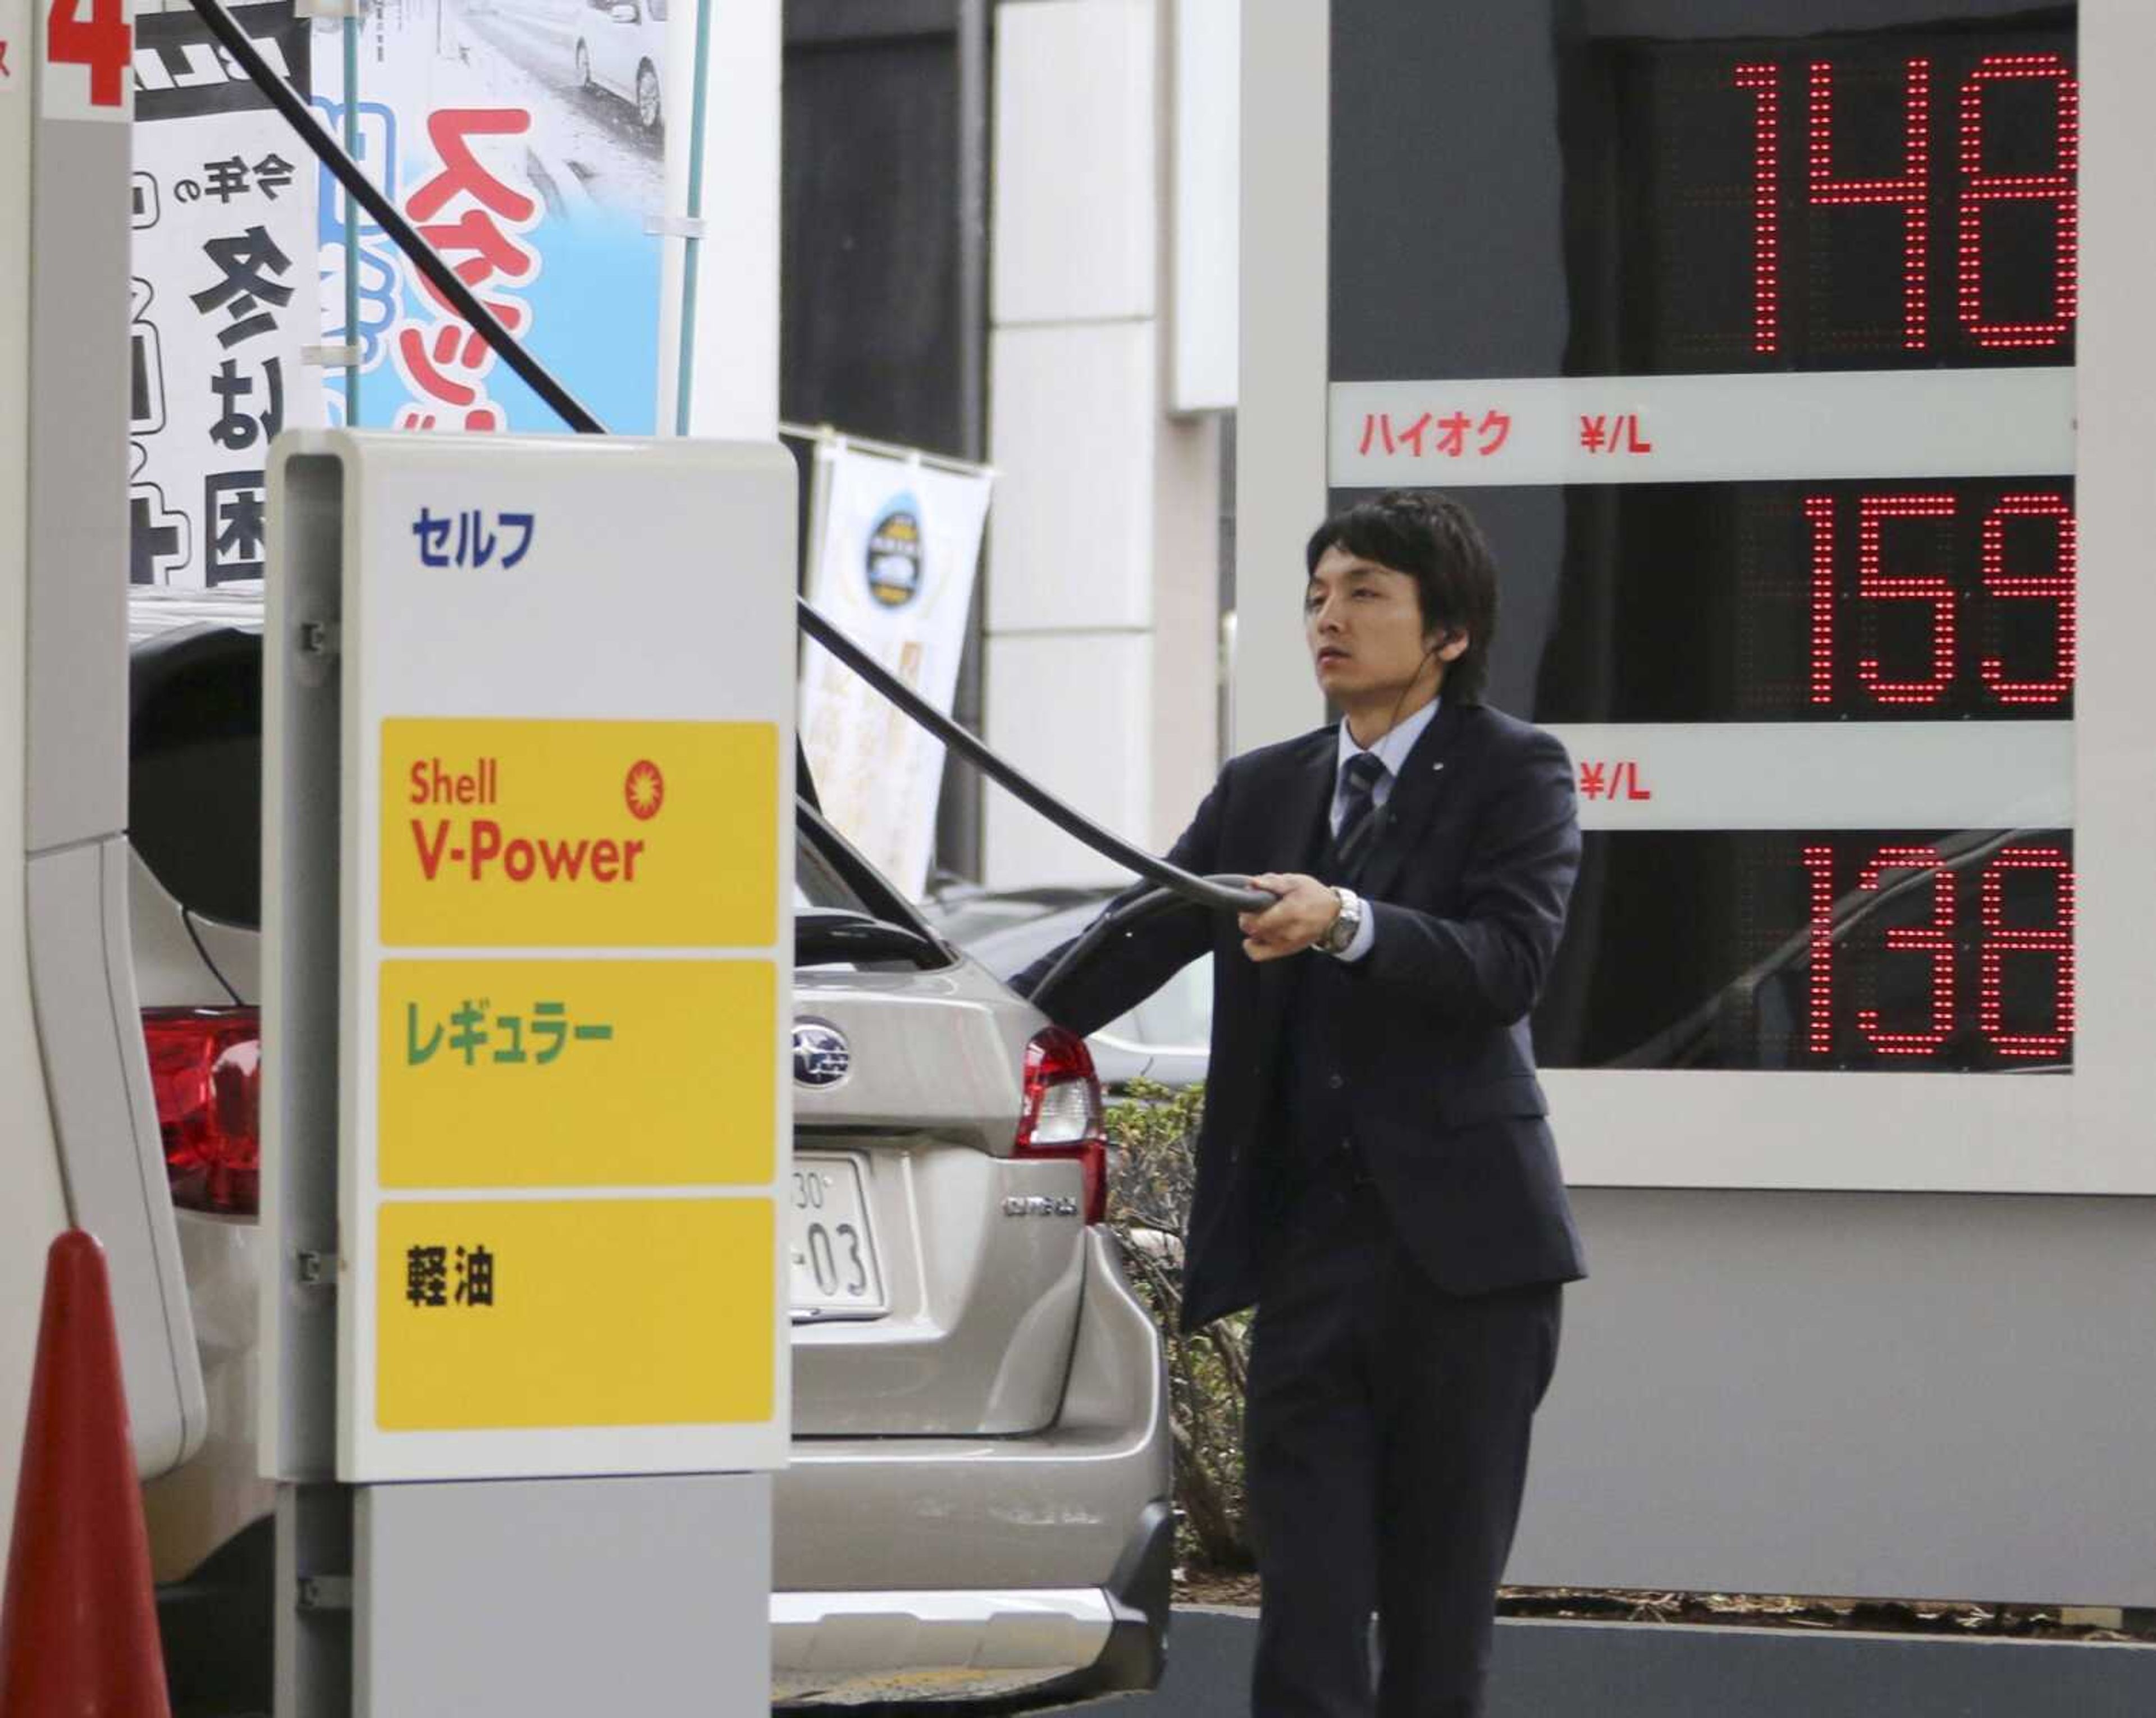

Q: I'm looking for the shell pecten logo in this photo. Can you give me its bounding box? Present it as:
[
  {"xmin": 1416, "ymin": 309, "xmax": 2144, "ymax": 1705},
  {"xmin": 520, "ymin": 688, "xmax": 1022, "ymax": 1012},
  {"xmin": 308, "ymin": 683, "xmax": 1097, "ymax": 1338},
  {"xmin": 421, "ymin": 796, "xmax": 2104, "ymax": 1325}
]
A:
[
  {"xmin": 624, "ymin": 759, "xmax": 665, "ymax": 821},
  {"xmin": 381, "ymin": 718, "xmax": 777, "ymax": 949}
]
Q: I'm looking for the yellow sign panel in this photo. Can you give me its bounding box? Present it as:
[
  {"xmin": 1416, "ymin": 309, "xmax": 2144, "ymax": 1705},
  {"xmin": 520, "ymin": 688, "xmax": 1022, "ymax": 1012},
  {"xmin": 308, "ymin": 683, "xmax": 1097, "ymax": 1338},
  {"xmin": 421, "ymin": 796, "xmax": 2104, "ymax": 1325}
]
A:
[
  {"xmin": 380, "ymin": 717, "xmax": 778, "ymax": 948},
  {"xmin": 376, "ymin": 1198, "xmax": 774, "ymax": 1431},
  {"xmin": 377, "ymin": 959, "xmax": 775, "ymax": 1190}
]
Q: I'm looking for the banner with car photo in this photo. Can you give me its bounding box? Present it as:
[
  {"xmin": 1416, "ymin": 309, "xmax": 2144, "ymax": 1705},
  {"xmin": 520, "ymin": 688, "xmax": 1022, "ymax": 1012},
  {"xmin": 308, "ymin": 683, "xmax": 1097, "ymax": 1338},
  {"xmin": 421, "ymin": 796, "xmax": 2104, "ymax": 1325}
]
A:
[
  {"xmin": 309, "ymin": 0, "xmax": 672, "ymax": 434},
  {"xmin": 799, "ymin": 438, "xmax": 993, "ymax": 900}
]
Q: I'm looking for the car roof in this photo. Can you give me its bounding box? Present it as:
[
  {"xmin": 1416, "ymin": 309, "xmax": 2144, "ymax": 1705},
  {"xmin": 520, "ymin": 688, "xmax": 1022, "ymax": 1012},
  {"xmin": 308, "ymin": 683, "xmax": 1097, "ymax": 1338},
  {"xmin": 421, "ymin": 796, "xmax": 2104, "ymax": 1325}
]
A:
[
  {"xmin": 127, "ymin": 581, "xmax": 266, "ymax": 645},
  {"xmin": 919, "ymin": 890, "xmax": 1112, "ymax": 981}
]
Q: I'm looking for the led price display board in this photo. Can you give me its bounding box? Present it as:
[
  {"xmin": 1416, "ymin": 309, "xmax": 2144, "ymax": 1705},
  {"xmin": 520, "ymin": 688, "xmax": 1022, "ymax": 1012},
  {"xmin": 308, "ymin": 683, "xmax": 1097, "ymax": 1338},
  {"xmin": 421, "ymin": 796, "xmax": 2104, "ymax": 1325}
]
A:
[
  {"xmin": 1536, "ymin": 829, "xmax": 2073, "ymax": 1073},
  {"xmin": 1532, "ymin": 477, "xmax": 2075, "ymax": 723},
  {"xmin": 1600, "ymin": 29, "xmax": 2076, "ymax": 374},
  {"xmin": 1323, "ymin": 1, "xmax": 2111, "ymax": 1185},
  {"xmin": 1529, "ymin": 10, "xmax": 2079, "ymax": 1079}
]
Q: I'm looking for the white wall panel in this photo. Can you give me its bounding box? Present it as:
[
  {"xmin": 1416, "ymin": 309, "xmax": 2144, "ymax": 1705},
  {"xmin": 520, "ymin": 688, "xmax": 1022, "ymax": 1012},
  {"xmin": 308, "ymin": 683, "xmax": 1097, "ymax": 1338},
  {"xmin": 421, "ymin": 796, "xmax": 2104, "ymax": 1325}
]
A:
[
  {"xmin": 1171, "ymin": 0, "xmax": 1239, "ymax": 412},
  {"xmin": 1149, "ymin": 413, "xmax": 1222, "ymax": 849},
  {"xmin": 2070, "ymin": 0, "xmax": 2156, "ymax": 1200},
  {"xmin": 987, "ymin": 321, "xmax": 1157, "ymax": 633},
  {"xmin": 1232, "ymin": 0, "xmax": 1327, "ymax": 751},
  {"xmin": 993, "ymin": 0, "xmax": 1158, "ymax": 327},
  {"xmin": 983, "ymin": 632, "xmax": 1153, "ymax": 887}
]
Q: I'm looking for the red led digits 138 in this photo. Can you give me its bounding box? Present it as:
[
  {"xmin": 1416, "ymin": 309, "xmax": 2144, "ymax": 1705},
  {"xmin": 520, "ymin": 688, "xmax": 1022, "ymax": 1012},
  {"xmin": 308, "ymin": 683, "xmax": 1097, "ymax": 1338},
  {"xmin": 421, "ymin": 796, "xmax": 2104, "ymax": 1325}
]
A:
[
  {"xmin": 1735, "ymin": 53, "xmax": 2078, "ymax": 356},
  {"xmin": 1806, "ymin": 490, "xmax": 2076, "ymax": 710},
  {"xmin": 1802, "ymin": 843, "xmax": 2075, "ymax": 1062}
]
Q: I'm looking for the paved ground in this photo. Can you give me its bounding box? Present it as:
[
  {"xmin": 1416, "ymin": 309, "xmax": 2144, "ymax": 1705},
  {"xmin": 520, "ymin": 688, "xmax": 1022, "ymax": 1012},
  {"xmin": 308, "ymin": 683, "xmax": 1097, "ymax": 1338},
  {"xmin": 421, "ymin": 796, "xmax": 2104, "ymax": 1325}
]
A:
[
  {"xmin": 832, "ymin": 1609, "xmax": 1256, "ymax": 1717},
  {"xmin": 857, "ymin": 1605, "xmax": 2156, "ymax": 1718},
  {"xmin": 1057, "ymin": 1608, "xmax": 1257, "ymax": 1714}
]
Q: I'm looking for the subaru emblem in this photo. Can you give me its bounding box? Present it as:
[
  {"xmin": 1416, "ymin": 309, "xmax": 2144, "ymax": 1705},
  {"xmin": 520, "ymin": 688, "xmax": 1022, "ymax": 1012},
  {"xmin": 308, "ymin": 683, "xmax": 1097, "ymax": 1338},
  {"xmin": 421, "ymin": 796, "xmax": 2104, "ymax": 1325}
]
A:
[{"xmin": 793, "ymin": 1020, "xmax": 852, "ymax": 1089}]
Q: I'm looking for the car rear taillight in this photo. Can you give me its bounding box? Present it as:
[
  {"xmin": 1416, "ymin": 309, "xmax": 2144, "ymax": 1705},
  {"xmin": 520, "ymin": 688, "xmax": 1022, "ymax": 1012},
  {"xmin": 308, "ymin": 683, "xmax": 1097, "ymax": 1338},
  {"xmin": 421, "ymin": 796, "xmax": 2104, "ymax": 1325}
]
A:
[
  {"xmin": 143, "ymin": 1008, "xmax": 261, "ymax": 1217},
  {"xmin": 1013, "ymin": 1026, "xmax": 1107, "ymax": 1224}
]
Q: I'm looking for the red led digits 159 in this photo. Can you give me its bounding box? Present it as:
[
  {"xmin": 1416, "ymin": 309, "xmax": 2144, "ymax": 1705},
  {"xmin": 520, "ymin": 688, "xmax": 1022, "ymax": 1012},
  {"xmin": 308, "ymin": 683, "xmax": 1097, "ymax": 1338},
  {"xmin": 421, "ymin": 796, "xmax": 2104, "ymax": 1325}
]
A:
[
  {"xmin": 1737, "ymin": 53, "xmax": 2078, "ymax": 356},
  {"xmin": 1854, "ymin": 495, "xmax": 1959, "ymax": 705},
  {"xmin": 1806, "ymin": 490, "xmax": 2075, "ymax": 710},
  {"xmin": 1981, "ymin": 494, "xmax": 2077, "ymax": 704},
  {"xmin": 1802, "ymin": 844, "xmax": 2075, "ymax": 1062}
]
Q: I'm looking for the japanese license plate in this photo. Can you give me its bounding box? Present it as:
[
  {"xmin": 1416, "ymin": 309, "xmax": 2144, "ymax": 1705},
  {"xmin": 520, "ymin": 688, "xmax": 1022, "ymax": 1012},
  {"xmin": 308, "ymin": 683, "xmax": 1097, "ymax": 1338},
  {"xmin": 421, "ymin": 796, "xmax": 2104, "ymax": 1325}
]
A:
[{"xmin": 789, "ymin": 1154, "xmax": 887, "ymax": 1318}]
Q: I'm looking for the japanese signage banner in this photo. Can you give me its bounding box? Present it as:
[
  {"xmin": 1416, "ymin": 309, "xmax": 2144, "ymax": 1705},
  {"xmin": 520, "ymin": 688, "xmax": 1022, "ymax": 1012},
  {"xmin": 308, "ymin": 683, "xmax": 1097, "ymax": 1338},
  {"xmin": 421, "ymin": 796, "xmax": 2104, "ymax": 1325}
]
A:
[
  {"xmin": 0, "ymin": 0, "xmax": 21, "ymax": 99},
  {"xmin": 130, "ymin": 6, "xmax": 321, "ymax": 587},
  {"xmin": 799, "ymin": 440, "xmax": 992, "ymax": 899},
  {"xmin": 312, "ymin": 0, "xmax": 668, "ymax": 435},
  {"xmin": 1330, "ymin": 369, "xmax": 2076, "ymax": 489}
]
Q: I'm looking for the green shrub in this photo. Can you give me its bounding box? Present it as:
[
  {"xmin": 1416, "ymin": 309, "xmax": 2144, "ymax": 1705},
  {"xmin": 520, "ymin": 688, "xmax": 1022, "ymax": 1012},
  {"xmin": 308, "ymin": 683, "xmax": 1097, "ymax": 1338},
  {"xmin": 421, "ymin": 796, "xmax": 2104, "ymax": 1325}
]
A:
[{"xmin": 1103, "ymin": 1080, "xmax": 1253, "ymax": 1573}]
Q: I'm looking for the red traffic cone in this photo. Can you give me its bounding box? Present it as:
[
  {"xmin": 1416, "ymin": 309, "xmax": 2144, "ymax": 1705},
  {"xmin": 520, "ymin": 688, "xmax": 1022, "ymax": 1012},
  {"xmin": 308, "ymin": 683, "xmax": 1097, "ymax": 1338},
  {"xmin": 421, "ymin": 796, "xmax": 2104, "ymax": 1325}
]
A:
[{"xmin": 0, "ymin": 1231, "xmax": 171, "ymax": 1717}]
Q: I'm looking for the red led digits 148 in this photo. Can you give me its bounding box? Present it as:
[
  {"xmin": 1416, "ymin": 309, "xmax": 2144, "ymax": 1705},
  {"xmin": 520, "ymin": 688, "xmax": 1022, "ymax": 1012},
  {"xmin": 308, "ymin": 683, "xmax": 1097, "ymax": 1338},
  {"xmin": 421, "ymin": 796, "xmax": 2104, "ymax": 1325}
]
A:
[
  {"xmin": 1960, "ymin": 57, "xmax": 2079, "ymax": 349},
  {"xmin": 1734, "ymin": 65, "xmax": 1783, "ymax": 356},
  {"xmin": 1806, "ymin": 490, "xmax": 2075, "ymax": 710},
  {"xmin": 1807, "ymin": 59, "xmax": 1931, "ymax": 350},
  {"xmin": 1737, "ymin": 53, "xmax": 2078, "ymax": 357},
  {"xmin": 1803, "ymin": 844, "xmax": 2075, "ymax": 1062}
]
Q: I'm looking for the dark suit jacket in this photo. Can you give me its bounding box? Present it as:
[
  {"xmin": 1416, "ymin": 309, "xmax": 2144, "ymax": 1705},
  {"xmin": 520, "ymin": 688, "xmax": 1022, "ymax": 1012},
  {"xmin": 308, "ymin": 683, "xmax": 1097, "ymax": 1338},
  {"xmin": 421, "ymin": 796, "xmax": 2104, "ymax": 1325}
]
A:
[{"xmin": 1016, "ymin": 700, "xmax": 1587, "ymax": 1330}]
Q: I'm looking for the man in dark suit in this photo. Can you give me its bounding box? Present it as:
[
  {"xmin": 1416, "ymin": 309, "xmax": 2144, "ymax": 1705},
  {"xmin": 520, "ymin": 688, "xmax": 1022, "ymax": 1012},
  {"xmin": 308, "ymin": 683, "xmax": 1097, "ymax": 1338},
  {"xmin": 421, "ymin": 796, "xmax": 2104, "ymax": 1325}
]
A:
[{"xmin": 1017, "ymin": 490, "xmax": 1584, "ymax": 1717}]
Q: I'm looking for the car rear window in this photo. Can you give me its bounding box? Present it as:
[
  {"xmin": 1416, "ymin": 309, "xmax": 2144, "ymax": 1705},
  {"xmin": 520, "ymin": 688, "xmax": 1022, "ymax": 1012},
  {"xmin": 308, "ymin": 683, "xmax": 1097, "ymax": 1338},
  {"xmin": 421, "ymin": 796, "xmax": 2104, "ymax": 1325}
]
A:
[
  {"xmin": 796, "ymin": 831, "xmax": 873, "ymax": 913},
  {"xmin": 130, "ymin": 627, "xmax": 263, "ymax": 927}
]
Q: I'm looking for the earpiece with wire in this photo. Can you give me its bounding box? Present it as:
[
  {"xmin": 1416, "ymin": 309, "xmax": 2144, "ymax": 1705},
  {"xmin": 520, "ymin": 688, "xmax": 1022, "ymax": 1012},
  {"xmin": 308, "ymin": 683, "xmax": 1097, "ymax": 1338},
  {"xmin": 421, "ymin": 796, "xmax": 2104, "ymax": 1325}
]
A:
[{"xmin": 1371, "ymin": 631, "xmax": 1454, "ymax": 743}]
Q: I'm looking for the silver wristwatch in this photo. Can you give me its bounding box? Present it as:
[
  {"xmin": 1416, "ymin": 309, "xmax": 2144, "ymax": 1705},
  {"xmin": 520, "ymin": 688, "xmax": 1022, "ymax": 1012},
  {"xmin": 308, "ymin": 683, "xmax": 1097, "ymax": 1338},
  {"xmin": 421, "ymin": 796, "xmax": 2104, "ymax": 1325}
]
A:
[{"xmin": 1319, "ymin": 887, "xmax": 1364, "ymax": 957}]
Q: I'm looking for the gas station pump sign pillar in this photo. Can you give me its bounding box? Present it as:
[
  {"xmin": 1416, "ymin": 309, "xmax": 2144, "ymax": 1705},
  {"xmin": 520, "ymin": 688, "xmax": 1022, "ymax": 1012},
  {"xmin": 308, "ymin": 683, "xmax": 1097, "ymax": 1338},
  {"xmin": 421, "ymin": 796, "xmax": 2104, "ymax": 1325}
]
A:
[{"xmin": 263, "ymin": 431, "xmax": 792, "ymax": 1713}]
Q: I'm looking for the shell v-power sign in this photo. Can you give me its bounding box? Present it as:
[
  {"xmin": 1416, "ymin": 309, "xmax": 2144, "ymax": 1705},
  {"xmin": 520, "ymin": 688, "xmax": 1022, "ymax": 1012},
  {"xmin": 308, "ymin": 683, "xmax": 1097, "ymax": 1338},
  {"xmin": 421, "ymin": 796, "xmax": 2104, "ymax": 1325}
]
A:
[{"xmin": 264, "ymin": 432, "xmax": 796, "ymax": 1484}]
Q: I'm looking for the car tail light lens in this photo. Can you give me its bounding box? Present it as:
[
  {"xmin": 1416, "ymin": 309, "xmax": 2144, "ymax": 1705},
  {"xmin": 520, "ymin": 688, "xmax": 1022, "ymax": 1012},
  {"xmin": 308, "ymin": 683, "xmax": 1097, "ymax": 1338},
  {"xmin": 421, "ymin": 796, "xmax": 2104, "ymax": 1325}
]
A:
[
  {"xmin": 1013, "ymin": 1026, "xmax": 1107, "ymax": 1224},
  {"xmin": 143, "ymin": 1008, "xmax": 261, "ymax": 1218}
]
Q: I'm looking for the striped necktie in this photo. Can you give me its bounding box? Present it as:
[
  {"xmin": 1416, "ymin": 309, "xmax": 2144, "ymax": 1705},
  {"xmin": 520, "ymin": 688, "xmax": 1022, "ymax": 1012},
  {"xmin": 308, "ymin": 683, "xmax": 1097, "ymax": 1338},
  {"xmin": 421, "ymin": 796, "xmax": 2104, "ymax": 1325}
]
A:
[{"xmin": 1333, "ymin": 751, "xmax": 1388, "ymax": 878}]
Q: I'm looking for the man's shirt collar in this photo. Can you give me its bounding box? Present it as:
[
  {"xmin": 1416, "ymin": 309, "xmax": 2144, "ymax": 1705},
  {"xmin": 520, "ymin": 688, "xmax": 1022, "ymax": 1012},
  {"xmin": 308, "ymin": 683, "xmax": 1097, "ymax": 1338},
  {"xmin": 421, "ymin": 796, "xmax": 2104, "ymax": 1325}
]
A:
[{"xmin": 1335, "ymin": 695, "xmax": 1440, "ymax": 782}]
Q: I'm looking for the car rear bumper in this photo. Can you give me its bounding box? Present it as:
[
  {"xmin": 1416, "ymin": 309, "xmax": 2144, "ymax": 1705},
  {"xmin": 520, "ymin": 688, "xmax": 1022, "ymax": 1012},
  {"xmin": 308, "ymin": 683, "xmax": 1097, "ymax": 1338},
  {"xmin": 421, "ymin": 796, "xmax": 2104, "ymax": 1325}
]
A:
[
  {"xmin": 770, "ymin": 1229, "xmax": 1172, "ymax": 1701},
  {"xmin": 773, "ymin": 1497, "xmax": 1173, "ymax": 1705},
  {"xmin": 164, "ymin": 1502, "xmax": 1173, "ymax": 1715},
  {"xmin": 776, "ymin": 1229, "xmax": 1171, "ymax": 1592}
]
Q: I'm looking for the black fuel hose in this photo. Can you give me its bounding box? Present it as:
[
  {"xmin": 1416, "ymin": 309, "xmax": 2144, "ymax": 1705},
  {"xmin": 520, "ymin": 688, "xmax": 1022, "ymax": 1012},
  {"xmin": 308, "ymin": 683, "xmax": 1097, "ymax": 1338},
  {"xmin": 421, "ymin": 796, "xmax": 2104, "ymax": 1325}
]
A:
[
  {"xmin": 185, "ymin": 0, "xmax": 1273, "ymax": 920},
  {"xmin": 1023, "ymin": 882, "xmax": 1235, "ymax": 1014}
]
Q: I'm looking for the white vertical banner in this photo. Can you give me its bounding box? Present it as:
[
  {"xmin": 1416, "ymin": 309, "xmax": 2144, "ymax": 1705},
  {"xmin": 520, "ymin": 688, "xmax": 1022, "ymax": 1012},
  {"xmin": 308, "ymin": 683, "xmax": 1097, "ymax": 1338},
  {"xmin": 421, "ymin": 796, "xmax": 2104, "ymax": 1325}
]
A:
[
  {"xmin": 130, "ymin": 4, "xmax": 319, "ymax": 586},
  {"xmin": 799, "ymin": 440, "xmax": 991, "ymax": 897}
]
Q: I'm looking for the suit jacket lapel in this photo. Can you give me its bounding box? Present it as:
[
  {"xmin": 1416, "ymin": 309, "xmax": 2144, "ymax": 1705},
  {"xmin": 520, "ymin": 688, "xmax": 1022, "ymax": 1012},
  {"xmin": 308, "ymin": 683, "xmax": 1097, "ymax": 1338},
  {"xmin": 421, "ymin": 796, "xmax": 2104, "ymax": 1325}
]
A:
[
  {"xmin": 1250, "ymin": 728, "xmax": 1339, "ymax": 1038},
  {"xmin": 1274, "ymin": 727, "xmax": 1339, "ymax": 873},
  {"xmin": 1354, "ymin": 700, "xmax": 1470, "ymax": 902}
]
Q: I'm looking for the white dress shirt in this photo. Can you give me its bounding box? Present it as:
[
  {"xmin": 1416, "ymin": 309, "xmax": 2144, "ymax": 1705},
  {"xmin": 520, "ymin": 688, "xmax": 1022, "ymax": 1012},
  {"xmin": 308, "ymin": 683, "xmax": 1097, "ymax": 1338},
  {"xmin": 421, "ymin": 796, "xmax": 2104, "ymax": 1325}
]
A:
[{"xmin": 1325, "ymin": 697, "xmax": 1441, "ymax": 962}]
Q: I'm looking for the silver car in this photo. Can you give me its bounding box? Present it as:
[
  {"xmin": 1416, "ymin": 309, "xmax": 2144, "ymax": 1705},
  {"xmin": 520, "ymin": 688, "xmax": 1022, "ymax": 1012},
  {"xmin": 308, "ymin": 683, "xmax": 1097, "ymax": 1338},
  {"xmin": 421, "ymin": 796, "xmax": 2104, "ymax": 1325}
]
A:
[
  {"xmin": 127, "ymin": 589, "xmax": 1171, "ymax": 1711},
  {"xmin": 921, "ymin": 886, "xmax": 1213, "ymax": 1091}
]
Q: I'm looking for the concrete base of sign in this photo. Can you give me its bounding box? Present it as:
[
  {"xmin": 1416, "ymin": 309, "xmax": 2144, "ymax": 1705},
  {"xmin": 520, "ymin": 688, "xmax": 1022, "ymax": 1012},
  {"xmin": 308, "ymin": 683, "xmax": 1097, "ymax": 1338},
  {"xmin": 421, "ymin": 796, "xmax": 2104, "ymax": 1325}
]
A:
[{"xmin": 354, "ymin": 1473, "xmax": 769, "ymax": 1716}]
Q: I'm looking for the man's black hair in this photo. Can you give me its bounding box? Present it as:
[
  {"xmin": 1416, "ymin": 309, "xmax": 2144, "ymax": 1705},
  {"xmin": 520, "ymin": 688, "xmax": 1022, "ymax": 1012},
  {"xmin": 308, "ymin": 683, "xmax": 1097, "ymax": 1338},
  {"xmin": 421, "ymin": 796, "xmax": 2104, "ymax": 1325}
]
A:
[{"xmin": 1304, "ymin": 490, "xmax": 1498, "ymax": 705}]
